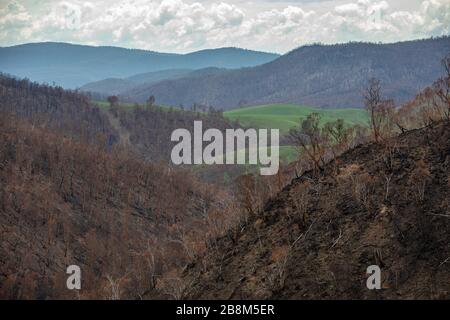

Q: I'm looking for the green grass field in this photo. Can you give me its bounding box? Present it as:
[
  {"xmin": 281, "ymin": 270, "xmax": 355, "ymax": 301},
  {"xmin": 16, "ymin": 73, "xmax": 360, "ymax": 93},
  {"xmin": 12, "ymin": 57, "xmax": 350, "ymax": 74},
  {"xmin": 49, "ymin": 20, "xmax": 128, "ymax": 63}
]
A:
[
  {"xmin": 93, "ymin": 100, "xmax": 135, "ymax": 109},
  {"xmin": 224, "ymin": 103, "xmax": 368, "ymax": 134},
  {"xmin": 223, "ymin": 103, "xmax": 368, "ymax": 165}
]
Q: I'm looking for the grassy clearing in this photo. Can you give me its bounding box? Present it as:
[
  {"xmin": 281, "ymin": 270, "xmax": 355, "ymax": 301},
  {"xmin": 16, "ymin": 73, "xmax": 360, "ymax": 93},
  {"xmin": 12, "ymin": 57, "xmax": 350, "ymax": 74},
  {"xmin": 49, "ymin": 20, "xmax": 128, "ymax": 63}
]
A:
[{"xmin": 224, "ymin": 103, "xmax": 368, "ymax": 134}]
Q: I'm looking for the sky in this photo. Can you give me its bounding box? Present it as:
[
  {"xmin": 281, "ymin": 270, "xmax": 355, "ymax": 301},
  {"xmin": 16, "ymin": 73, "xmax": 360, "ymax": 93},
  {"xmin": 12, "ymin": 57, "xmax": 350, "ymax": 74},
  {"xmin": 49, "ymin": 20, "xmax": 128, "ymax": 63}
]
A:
[{"xmin": 0, "ymin": 0, "xmax": 449, "ymax": 53}]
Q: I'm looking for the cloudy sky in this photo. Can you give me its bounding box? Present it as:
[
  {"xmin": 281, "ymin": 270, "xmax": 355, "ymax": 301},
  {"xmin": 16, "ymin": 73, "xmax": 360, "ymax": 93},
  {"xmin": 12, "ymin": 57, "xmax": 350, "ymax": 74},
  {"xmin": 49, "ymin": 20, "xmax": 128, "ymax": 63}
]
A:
[{"xmin": 0, "ymin": 0, "xmax": 449, "ymax": 53}]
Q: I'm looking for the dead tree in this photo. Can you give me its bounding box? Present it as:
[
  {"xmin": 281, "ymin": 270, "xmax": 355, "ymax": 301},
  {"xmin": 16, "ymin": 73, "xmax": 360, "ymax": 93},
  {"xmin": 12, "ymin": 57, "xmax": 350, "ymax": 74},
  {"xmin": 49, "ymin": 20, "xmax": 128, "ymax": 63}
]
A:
[
  {"xmin": 289, "ymin": 113, "xmax": 328, "ymax": 172},
  {"xmin": 364, "ymin": 78, "xmax": 382, "ymax": 142}
]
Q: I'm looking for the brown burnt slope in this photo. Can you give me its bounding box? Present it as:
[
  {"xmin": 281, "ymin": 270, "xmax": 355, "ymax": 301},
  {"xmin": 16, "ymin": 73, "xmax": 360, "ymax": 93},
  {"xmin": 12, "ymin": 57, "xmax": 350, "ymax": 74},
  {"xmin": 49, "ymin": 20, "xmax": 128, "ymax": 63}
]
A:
[{"xmin": 184, "ymin": 122, "xmax": 450, "ymax": 299}]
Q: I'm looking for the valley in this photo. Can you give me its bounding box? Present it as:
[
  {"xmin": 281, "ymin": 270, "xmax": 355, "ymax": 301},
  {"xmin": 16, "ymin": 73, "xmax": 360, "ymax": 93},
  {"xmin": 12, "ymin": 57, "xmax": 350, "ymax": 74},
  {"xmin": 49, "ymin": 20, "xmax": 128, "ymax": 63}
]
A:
[
  {"xmin": 86, "ymin": 100, "xmax": 370, "ymax": 166},
  {"xmin": 0, "ymin": 34, "xmax": 449, "ymax": 301}
]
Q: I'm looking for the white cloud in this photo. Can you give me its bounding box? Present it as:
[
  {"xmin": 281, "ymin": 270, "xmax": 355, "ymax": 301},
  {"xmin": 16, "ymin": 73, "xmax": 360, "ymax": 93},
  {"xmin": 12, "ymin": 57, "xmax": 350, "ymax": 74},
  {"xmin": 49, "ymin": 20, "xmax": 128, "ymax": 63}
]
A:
[{"xmin": 0, "ymin": 0, "xmax": 449, "ymax": 53}]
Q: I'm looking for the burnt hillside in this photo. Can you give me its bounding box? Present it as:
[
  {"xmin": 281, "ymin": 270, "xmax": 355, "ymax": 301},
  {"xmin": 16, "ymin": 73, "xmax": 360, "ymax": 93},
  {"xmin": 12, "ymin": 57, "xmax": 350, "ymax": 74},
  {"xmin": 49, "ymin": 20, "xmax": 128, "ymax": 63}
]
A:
[
  {"xmin": 0, "ymin": 115, "xmax": 239, "ymax": 299},
  {"xmin": 0, "ymin": 74, "xmax": 240, "ymax": 162},
  {"xmin": 183, "ymin": 122, "xmax": 450, "ymax": 299},
  {"xmin": 0, "ymin": 76, "xmax": 245, "ymax": 299},
  {"xmin": 0, "ymin": 73, "xmax": 117, "ymax": 146}
]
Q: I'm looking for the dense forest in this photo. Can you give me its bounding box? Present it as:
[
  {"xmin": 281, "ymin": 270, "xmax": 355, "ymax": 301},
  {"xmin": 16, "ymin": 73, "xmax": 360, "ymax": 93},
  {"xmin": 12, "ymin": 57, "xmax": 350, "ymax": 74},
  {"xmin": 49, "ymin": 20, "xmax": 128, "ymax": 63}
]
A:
[{"xmin": 120, "ymin": 37, "xmax": 450, "ymax": 109}]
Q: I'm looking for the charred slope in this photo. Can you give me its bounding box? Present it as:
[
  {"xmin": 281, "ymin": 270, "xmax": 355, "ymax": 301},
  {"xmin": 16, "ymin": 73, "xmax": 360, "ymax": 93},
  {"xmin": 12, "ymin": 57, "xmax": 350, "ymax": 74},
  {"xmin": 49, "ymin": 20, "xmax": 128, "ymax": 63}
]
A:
[
  {"xmin": 0, "ymin": 73, "xmax": 118, "ymax": 146},
  {"xmin": 0, "ymin": 74, "xmax": 240, "ymax": 162},
  {"xmin": 0, "ymin": 115, "xmax": 228, "ymax": 299},
  {"xmin": 183, "ymin": 122, "xmax": 450, "ymax": 299}
]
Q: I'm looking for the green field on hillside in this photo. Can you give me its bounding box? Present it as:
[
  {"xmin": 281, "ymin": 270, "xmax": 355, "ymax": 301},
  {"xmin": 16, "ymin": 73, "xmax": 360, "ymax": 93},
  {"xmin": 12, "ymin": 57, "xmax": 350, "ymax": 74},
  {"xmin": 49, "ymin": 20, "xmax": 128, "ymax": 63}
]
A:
[
  {"xmin": 93, "ymin": 100, "xmax": 135, "ymax": 109},
  {"xmin": 224, "ymin": 104, "xmax": 368, "ymax": 134}
]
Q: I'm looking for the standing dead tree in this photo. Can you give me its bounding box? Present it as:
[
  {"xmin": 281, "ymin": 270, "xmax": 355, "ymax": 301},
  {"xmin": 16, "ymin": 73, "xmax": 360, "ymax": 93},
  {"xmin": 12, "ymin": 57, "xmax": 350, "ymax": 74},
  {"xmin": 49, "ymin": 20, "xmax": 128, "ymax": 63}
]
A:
[
  {"xmin": 289, "ymin": 113, "xmax": 328, "ymax": 172},
  {"xmin": 107, "ymin": 95, "xmax": 119, "ymax": 108},
  {"xmin": 146, "ymin": 95, "xmax": 156, "ymax": 107},
  {"xmin": 365, "ymin": 78, "xmax": 382, "ymax": 142},
  {"xmin": 364, "ymin": 78, "xmax": 395, "ymax": 142}
]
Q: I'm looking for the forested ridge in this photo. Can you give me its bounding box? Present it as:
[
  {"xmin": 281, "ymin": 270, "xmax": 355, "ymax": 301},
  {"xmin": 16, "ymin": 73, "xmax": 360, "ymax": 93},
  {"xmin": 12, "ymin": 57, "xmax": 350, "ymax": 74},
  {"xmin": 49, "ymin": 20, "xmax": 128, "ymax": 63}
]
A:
[{"xmin": 121, "ymin": 37, "xmax": 450, "ymax": 109}]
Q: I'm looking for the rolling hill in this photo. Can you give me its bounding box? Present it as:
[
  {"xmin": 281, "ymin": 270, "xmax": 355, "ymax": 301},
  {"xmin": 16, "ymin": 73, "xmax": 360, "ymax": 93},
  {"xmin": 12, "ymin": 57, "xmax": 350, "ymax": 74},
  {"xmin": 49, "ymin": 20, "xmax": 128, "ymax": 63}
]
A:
[
  {"xmin": 0, "ymin": 42, "xmax": 279, "ymax": 88},
  {"xmin": 81, "ymin": 68, "xmax": 227, "ymax": 96},
  {"xmin": 121, "ymin": 37, "xmax": 450, "ymax": 109}
]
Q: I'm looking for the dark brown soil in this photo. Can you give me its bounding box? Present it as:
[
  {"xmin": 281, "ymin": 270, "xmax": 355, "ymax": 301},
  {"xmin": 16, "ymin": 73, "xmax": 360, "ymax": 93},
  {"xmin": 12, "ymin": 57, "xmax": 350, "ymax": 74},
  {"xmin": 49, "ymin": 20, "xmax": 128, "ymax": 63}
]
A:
[{"xmin": 183, "ymin": 122, "xmax": 450, "ymax": 299}]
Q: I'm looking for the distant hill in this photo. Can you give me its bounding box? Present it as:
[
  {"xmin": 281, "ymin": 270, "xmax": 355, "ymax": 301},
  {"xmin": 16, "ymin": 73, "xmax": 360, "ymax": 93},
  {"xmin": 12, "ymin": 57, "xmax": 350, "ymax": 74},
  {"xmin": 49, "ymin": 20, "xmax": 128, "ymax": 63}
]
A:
[
  {"xmin": 122, "ymin": 37, "xmax": 450, "ymax": 109},
  {"xmin": 0, "ymin": 42, "xmax": 280, "ymax": 88},
  {"xmin": 80, "ymin": 67, "xmax": 226, "ymax": 96},
  {"xmin": 80, "ymin": 69, "xmax": 193, "ymax": 96}
]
